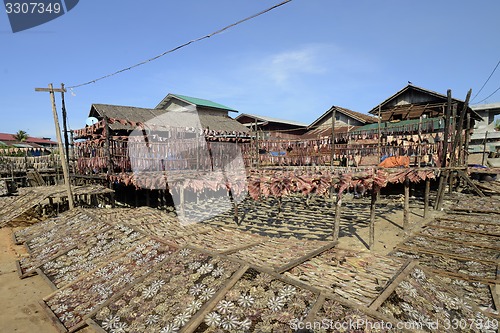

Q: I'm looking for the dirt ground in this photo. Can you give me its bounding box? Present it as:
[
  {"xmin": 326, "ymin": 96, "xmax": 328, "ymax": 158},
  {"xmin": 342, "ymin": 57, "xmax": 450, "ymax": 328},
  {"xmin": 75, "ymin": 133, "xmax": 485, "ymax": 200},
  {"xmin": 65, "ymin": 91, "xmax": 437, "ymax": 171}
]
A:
[
  {"xmin": 0, "ymin": 198, "xmax": 435, "ymax": 332},
  {"xmin": 0, "ymin": 227, "xmax": 94, "ymax": 333},
  {"xmin": 337, "ymin": 199, "xmax": 439, "ymax": 255}
]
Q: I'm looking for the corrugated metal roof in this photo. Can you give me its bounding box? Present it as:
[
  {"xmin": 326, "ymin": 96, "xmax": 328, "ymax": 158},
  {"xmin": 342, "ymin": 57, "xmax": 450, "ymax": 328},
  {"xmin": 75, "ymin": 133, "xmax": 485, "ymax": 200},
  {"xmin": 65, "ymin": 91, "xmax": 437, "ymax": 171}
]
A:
[{"xmin": 235, "ymin": 113, "xmax": 308, "ymax": 127}]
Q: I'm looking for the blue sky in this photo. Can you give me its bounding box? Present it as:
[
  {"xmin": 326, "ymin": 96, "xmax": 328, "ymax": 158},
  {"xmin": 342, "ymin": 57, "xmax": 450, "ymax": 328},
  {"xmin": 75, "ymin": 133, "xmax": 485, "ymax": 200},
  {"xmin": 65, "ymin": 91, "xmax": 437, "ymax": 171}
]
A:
[{"xmin": 1, "ymin": 0, "xmax": 500, "ymax": 139}]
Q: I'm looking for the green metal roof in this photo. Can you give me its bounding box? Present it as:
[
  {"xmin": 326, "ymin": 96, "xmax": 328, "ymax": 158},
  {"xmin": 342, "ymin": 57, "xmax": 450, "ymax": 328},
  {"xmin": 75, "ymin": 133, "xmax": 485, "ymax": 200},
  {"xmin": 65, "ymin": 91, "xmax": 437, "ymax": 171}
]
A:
[{"xmin": 172, "ymin": 94, "xmax": 238, "ymax": 112}]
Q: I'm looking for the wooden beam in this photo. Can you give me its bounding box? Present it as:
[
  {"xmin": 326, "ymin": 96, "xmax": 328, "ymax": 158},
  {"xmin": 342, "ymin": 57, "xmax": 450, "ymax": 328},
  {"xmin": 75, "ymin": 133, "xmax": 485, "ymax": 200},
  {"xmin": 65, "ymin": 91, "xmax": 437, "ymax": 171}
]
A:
[
  {"xmin": 369, "ymin": 260, "xmax": 418, "ymax": 310},
  {"xmin": 182, "ymin": 265, "xmax": 249, "ymax": 333},
  {"xmin": 35, "ymin": 87, "xmax": 66, "ymax": 93},
  {"xmin": 457, "ymin": 170, "xmax": 485, "ymax": 197},
  {"xmin": 276, "ymin": 241, "xmax": 337, "ymax": 273}
]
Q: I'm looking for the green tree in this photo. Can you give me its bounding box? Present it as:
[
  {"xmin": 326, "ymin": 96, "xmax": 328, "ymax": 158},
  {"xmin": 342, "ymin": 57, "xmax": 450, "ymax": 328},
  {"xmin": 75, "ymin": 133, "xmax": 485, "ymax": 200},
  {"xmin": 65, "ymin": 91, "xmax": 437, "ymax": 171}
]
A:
[
  {"xmin": 13, "ymin": 130, "xmax": 28, "ymax": 142},
  {"xmin": 495, "ymin": 119, "xmax": 500, "ymax": 131}
]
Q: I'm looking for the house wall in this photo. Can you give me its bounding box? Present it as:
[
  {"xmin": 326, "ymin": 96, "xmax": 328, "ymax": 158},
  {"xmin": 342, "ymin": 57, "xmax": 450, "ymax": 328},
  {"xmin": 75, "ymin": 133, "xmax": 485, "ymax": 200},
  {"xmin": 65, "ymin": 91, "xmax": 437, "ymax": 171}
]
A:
[
  {"xmin": 314, "ymin": 113, "xmax": 364, "ymax": 129},
  {"xmin": 386, "ymin": 90, "xmax": 442, "ymax": 108},
  {"xmin": 197, "ymin": 106, "xmax": 229, "ymax": 117},
  {"xmin": 162, "ymin": 100, "xmax": 194, "ymax": 112},
  {"xmin": 469, "ymin": 105, "xmax": 500, "ymax": 153},
  {"xmin": 162, "ymin": 101, "xmax": 229, "ymax": 116}
]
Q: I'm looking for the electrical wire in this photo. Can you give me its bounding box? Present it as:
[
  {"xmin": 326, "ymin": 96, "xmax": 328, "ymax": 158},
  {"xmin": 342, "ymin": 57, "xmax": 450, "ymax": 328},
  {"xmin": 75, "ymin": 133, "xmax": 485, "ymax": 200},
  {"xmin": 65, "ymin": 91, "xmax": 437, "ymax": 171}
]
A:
[
  {"xmin": 67, "ymin": 0, "xmax": 292, "ymax": 89},
  {"xmin": 473, "ymin": 85, "xmax": 500, "ymax": 105},
  {"xmin": 471, "ymin": 59, "xmax": 500, "ymax": 102}
]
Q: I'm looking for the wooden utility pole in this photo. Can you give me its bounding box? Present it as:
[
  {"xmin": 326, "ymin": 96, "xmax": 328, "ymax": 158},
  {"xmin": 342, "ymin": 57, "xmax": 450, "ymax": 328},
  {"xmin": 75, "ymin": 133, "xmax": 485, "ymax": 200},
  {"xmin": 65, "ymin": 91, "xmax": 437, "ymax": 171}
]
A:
[
  {"xmin": 60, "ymin": 83, "xmax": 70, "ymax": 168},
  {"xmin": 35, "ymin": 84, "xmax": 74, "ymax": 209}
]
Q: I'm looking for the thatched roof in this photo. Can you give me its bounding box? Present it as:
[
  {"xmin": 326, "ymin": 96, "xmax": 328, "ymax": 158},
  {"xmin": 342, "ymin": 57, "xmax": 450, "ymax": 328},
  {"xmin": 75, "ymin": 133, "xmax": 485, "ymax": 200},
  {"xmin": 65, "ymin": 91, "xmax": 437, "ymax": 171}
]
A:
[{"xmin": 89, "ymin": 104, "xmax": 249, "ymax": 133}]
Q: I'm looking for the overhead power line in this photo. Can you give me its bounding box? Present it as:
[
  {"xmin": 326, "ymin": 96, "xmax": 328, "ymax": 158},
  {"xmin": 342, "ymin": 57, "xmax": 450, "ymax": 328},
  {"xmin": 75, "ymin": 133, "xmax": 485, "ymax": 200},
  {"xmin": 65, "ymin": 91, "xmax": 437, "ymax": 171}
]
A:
[
  {"xmin": 67, "ymin": 0, "xmax": 292, "ymax": 89},
  {"xmin": 471, "ymin": 59, "xmax": 500, "ymax": 102},
  {"xmin": 473, "ymin": 85, "xmax": 500, "ymax": 104}
]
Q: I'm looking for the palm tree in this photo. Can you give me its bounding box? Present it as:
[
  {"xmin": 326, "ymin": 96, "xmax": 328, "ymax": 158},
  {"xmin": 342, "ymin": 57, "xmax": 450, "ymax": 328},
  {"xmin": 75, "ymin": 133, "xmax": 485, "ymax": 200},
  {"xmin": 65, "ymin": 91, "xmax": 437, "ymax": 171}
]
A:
[{"xmin": 13, "ymin": 130, "xmax": 29, "ymax": 142}]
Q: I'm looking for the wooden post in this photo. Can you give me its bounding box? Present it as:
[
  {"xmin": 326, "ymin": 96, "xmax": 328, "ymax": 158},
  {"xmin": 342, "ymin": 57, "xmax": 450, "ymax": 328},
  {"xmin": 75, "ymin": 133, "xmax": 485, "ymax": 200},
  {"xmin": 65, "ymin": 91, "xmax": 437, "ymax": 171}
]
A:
[
  {"xmin": 331, "ymin": 107, "xmax": 336, "ymax": 166},
  {"xmin": 464, "ymin": 113, "xmax": 471, "ymax": 166},
  {"xmin": 254, "ymin": 119, "xmax": 259, "ymax": 168},
  {"xmin": 377, "ymin": 105, "xmax": 382, "ymax": 162},
  {"xmin": 102, "ymin": 116, "xmax": 116, "ymax": 207},
  {"xmin": 333, "ymin": 191, "xmax": 342, "ymax": 242},
  {"xmin": 369, "ymin": 186, "xmax": 378, "ymax": 250},
  {"xmin": 102, "ymin": 116, "xmax": 114, "ymax": 175},
  {"xmin": 482, "ymin": 131, "xmax": 489, "ymax": 166},
  {"xmin": 450, "ymin": 89, "xmax": 471, "ymax": 167},
  {"xmin": 424, "ymin": 177, "xmax": 430, "ymax": 218},
  {"xmin": 417, "ymin": 115, "xmax": 423, "ymax": 167},
  {"xmin": 441, "ymin": 90, "xmax": 452, "ymax": 168},
  {"xmin": 35, "ymin": 84, "xmax": 74, "ymax": 209},
  {"xmin": 69, "ymin": 129, "xmax": 74, "ymax": 168},
  {"xmin": 403, "ymin": 176, "xmax": 410, "ymax": 233},
  {"xmin": 448, "ymin": 101, "xmax": 459, "ymax": 193},
  {"xmin": 435, "ymin": 170, "xmax": 449, "ymax": 211},
  {"xmin": 196, "ymin": 131, "xmax": 200, "ymax": 171},
  {"xmin": 179, "ymin": 186, "xmax": 185, "ymax": 217}
]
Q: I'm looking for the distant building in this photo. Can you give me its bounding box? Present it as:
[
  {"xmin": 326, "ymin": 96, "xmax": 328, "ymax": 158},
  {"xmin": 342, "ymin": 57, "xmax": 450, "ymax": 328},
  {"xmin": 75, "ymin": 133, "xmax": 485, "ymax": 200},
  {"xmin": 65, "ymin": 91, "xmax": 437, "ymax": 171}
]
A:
[
  {"xmin": 368, "ymin": 84, "xmax": 481, "ymax": 122},
  {"xmin": 0, "ymin": 132, "xmax": 57, "ymax": 150},
  {"xmin": 235, "ymin": 113, "xmax": 308, "ymax": 139},
  {"xmin": 156, "ymin": 93, "xmax": 238, "ymax": 117},
  {"xmin": 469, "ymin": 102, "xmax": 500, "ymax": 156},
  {"xmin": 304, "ymin": 106, "xmax": 377, "ymax": 140},
  {"xmin": 73, "ymin": 94, "xmax": 250, "ymax": 175}
]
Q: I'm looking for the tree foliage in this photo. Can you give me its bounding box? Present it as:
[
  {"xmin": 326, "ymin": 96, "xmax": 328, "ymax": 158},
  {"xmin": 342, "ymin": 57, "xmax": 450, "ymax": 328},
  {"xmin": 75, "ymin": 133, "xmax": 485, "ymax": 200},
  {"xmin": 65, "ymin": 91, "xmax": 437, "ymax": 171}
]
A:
[{"xmin": 13, "ymin": 130, "xmax": 29, "ymax": 142}]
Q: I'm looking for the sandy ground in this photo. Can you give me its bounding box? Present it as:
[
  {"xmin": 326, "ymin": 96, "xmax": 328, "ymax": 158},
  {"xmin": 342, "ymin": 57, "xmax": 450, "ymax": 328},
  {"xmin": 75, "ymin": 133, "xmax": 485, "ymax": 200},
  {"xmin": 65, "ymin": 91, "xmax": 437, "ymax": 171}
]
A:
[
  {"xmin": 338, "ymin": 200, "xmax": 438, "ymax": 255},
  {"xmin": 0, "ymin": 227, "xmax": 94, "ymax": 333},
  {"xmin": 0, "ymin": 227, "xmax": 59, "ymax": 332},
  {"xmin": 0, "ymin": 197, "xmax": 435, "ymax": 332}
]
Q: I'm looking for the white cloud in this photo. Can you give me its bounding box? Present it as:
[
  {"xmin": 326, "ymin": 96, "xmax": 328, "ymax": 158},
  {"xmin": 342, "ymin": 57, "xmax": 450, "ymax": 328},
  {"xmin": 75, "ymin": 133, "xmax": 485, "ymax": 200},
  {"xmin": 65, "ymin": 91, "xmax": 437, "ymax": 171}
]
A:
[{"xmin": 258, "ymin": 44, "xmax": 332, "ymax": 87}]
